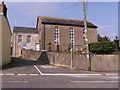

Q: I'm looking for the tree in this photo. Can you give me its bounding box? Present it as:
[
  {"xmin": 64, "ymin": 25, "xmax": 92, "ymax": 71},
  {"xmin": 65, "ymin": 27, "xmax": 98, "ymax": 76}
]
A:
[
  {"xmin": 97, "ymin": 34, "xmax": 102, "ymax": 42},
  {"xmin": 89, "ymin": 41, "xmax": 116, "ymax": 54},
  {"xmin": 102, "ymin": 35, "xmax": 110, "ymax": 41},
  {"xmin": 97, "ymin": 34, "xmax": 110, "ymax": 42}
]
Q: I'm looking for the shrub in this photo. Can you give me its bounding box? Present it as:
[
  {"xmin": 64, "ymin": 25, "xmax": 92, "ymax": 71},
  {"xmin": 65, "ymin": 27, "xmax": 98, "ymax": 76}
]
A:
[{"xmin": 89, "ymin": 41, "xmax": 116, "ymax": 54}]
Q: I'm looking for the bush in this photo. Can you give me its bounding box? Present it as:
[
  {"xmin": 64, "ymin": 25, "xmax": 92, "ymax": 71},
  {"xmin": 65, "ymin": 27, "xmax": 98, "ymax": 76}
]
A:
[{"xmin": 89, "ymin": 41, "xmax": 116, "ymax": 54}]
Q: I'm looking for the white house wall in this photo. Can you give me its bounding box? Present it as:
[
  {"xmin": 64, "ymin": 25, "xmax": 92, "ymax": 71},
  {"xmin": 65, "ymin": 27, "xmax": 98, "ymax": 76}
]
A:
[
  {"xmin": 0, "ymin": 16, "xmax": 11, "ymax": 66},
  {"xmin": 0, "ymin": 17, "xmax": 1, "ymax": 90}
]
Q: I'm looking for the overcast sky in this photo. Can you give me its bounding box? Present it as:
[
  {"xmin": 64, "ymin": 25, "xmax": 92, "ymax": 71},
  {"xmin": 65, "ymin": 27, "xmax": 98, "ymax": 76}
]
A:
[{"xmin": 5, "ymin": 2, "xmax": 118, "ymax": 40}]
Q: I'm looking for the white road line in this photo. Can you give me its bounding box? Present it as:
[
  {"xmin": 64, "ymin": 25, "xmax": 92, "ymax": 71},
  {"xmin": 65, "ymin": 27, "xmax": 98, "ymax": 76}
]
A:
[
  {"xmin": 42, "ymin": 73, "xmax": 102, "ymax": 76},
  {"xmin": 0, "ymin": 74, "xmax": 4, "ymax": 76},
  {"xmin": 40, "ymin": 65, "xmax": 58, "ymax": 69},
  {"xmin": 5, "ymin": 74, "xmax": 15, "ymax": 76},
  {"xmin": 18, "ymin": 74, "xmax": 27, "ymax": 76},
  {"xmin": 2, "ymin": 81, "xmax": 28, "ymax": 83},
  {"xmin": 34, "ymin": 65, "xmax": 43, "ymax": 75},
  {"xmin": 33, "ymin": 65, "xmax": 103, "ymax": 76},
  {"xmin": 71, "ymin": 81, "xmax": 119, "ymax": 83},
  {"xmin": 106, "ymin": 74, "xmax": 118, "ymax": 76},
  {"xmin": 29, "ymin": 74, "xmax": 39, "ymax": 76},
  {"xmin": 34, "ymin": 65, "xmax": 104, "ymax": 76}
]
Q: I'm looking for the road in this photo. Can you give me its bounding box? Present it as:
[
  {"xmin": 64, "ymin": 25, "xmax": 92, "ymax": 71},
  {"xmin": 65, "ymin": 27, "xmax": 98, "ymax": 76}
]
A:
[{"xmin": 1, "ymin": 57, "xmax": 119, "ymax": 89}]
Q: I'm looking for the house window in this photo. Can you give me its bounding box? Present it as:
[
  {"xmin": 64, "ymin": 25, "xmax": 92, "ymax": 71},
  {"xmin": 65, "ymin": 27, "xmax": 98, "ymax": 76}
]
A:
[
  {"xmin": 27, "ymin": 35, "xmax": 32, "ymax": 43},
  {"xmin": 69, "ymin": 28, "xmax": 74, "ymax": 47},
  {"xmin": 54, "ymin": 26, "xmax": 60, "ymax": 45},
  {"xmin": 18, "ymin": 35, "xmax": 22, "ymax": 43},
  {"xmin": 83, "ymin": 29, "xmax": 85, "ymax": 34}
]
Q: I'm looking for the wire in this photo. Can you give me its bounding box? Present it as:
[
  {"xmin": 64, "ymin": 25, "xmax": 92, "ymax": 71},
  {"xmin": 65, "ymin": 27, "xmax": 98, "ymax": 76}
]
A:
[
  {"xmin": 22, "ymin": 20, "xmax": 36, "ymax": 27},
  {"xmin": 49, "ymin": 2, "xmax": 80, "ymax": 17}
]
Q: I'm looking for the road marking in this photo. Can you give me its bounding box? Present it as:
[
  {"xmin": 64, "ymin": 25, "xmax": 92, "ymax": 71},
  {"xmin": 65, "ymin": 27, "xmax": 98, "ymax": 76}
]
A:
[
  {"xmin": 106, "ymin": 74, "xmax": 118, "ymax": 76},
  {"xmin": 71, "ymin": 81, "xmax": 119, "ymax": 83},
  {"xmin": 18, "ymin": 74, "xmax": 27, "ymax": 76},
  {"xmin": 29, "ymin": 74, "xmax": 39, "ymax": 76},
  {"xmin": 34, "ymin": 65, "xmax": 43, "ymax": 75},
  {"xmin": 0, "ymin": 74, "xmax": 4, "ymax": 76},
  {"xmin": 5, "ymin": 74, "xmax": 15, "ymax": 76},
  {"xmin": 41, "ymin": 65, "xmax": 58, "ymax": 69},
  {"xmin": 34, "ymin": 65, "xmax": 103, "ymax": 76},
  {"xmin": 2, "ymin": 81, "xmax": 28, "ymax": 83},
  {"xmin": 41, "ymin": 73, "xmax": 102, "ymax": 76},
  {"xmin": 1, "ymin": 73, "xmax": 40, "ymax": 76}
]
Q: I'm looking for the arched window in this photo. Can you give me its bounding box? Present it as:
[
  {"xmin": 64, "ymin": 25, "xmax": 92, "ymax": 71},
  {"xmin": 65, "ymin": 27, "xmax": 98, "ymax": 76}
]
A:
[
  {"xmin": 83, "ymin": 29, "xmax": 87, "ymax": 45},
  {"xmin": 54, "ymin": 26, "xmax": 60, "ymax": 45},
  {"xmin": 69, "ymin": 28, "xmax": 74, "ymax": 47}
]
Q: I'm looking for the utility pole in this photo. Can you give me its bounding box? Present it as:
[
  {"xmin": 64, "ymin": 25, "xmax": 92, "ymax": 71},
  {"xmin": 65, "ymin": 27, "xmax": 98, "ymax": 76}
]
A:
[
  {"xmin": 82, "ymin": 0, "xmax": 91, "ymax": 71},
  {"xmin": 70, "ymin": 44, "xmax": 73, "ymax": 69}
]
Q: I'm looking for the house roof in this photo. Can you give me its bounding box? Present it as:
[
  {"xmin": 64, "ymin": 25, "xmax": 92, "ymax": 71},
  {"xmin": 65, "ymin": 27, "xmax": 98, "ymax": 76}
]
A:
[
  {"xmin": 38, "ymin": 16, "xmax": 98, "ymax": 28},
  {"xmin": 0, "ymin": 15, "xmax": 12, "ymax": 35},
  {"xmin": 13, "ymin": 27, "xmax": 39, "ymax": 34}
]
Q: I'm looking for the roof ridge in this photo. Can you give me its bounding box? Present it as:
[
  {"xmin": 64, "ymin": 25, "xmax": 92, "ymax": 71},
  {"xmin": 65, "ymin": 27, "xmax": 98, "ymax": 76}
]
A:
[
  {"xmin": 14, "ymin": 26, "xmax": 36, "ymax": 29},
  {"xmin": 38, "ymin": 16, "xmax": 84, "ymax": 22},
  {"xmin": 37, "ymin": 16, "xmax": 98, "ymax": 28}
]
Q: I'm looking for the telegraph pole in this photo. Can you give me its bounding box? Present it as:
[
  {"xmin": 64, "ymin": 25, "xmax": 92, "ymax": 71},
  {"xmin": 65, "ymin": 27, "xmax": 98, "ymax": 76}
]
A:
[{"xmin": 82, "ymin": 0, "xmax": 91, "ymax": 71}]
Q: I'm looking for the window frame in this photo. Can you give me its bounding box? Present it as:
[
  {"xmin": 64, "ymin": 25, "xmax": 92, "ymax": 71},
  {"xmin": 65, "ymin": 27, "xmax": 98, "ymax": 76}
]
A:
[
  {"xmin": 69, "ymin": 28, "xmax": 74, "ymax": 46},
  {"xmin": 18, "ymin": 35, "xmax": 23, "ymax": 43},
  {"xmin": 54, "ymin": 26, "xmax": 60, "ymax": 45},
  {"xmin": 27, "ymin": 35, "xmax": 32, "ymax": 43}
]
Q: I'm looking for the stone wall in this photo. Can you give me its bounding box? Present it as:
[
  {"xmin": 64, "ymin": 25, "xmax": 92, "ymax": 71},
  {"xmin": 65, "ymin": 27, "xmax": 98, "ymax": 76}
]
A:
[
  {"xmin": 22, "ymin": 49, "xmax": 41, "ymax": 60},
  {"xmin": 38, "ymin": 22, "xmax": 97, "ymax": 52},
  {"xmin": 22, "ymin": 49, "xmax": 119, "ymax": 71},
  {"xmin": 91, "ymin": 55, "xmax": 119, "ymax": 71}
]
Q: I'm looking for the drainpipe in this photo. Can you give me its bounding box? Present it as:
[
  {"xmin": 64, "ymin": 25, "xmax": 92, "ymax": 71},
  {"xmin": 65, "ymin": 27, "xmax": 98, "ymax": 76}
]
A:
[{"xmin": 43, "ymin": 25, "xmax": 45, "ymax": 50}]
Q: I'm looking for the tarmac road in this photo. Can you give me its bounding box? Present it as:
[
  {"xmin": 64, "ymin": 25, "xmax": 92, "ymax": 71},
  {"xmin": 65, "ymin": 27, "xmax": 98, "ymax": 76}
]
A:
[{"xmin": 1, "ymin": 57, "xmax": 119, "ymax": 89}]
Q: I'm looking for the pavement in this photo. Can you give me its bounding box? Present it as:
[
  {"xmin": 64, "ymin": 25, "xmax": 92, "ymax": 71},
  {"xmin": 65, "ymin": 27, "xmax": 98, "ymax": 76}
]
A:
[{"xmin": 1, "ymin": 57, "xmax": 119, "ymax": 88}]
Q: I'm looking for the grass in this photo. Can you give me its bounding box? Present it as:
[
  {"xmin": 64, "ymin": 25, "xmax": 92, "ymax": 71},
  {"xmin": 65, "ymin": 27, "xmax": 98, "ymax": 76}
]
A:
[
  {"xmin": 52, "ymin": 51, "xmax": 86, "ymax": 55},
  {"xmin": 112, "ymin": 51, "xmax": 120, "ymax": 55},
  {"xmin": 52, "ymin": 51, "xmax": 120, "ymax": 55}
]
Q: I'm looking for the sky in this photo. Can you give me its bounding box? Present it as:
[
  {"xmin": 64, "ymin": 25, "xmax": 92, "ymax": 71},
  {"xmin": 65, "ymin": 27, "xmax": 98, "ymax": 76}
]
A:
[{"xmin": 4, "ymin": 2, "xmax": 118, "ymax": 40}]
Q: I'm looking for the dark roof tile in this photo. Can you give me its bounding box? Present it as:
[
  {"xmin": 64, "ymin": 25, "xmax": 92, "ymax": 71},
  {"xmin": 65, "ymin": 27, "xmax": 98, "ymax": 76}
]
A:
[
  {"xmin": 38, "ymin": 16, "xmax": 98, "ymax": 28},
  {"xmin": 13, "ymin": 27, "xmax": 38, "ymax": 34}
]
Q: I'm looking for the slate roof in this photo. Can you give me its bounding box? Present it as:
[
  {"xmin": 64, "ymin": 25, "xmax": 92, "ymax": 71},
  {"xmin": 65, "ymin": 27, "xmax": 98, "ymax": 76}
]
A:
[
  {"xmin": 38, "ymin": 16, "xmax": 98, "ymax": 28},
  {"xmin": 13, "ymin": 27, "xmax": 38, "ymax": 34}
]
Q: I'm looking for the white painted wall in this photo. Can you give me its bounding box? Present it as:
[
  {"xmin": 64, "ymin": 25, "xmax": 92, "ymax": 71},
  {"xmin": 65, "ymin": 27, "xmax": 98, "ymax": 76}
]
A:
[
  {"xmin": 0, "ymin": 17, "xmax": 1, "ymax": 90},
  {"xmin": 0, "ymin": 16, "xmax": 11, "ymax": 66}
]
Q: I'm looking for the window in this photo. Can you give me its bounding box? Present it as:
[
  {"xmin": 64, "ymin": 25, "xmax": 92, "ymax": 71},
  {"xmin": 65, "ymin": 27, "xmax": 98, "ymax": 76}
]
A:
[
  {"xmin": 83, "ymin": 29, "xmax": 85, "ymax": 34},
  {"xmin": 18, "ymin": 35, "xmax": 22, "ymax": 43},
  {"xmin": 54, "ymin": 26, "xmax": 60, "ymax": 45},
  {"xmin": 69, "ymin": 28, "xmax": 74, "ymax": 47},
  {"xmin": 27, "ymin": 35, "xmax": 31, "ymax": 43},
  {"xmin": 83, "ymin": 29, "xmax": 87, "ymax": 45}
]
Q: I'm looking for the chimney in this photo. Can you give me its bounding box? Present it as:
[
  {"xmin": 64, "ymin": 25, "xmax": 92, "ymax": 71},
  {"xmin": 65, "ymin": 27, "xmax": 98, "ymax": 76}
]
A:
[{"xmin": 0, "ymin": 1, "xmax": 7, "ymax": 17}]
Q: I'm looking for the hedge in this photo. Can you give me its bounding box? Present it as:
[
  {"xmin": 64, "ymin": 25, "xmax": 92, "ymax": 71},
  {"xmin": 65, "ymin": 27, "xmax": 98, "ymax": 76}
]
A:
[{"xmin": 89, "ymin": 41, "xmax": 116, "ymax": 54}]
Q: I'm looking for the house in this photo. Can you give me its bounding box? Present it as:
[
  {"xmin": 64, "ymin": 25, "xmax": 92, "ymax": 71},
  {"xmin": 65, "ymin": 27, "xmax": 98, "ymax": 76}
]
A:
[
  {"xmin": 12, "ymin": 27, "xmax": 40, "ymax": 57},
  {"xmin": 0, "ymin": 2, "xmax": 11, "ymax": 66},
  {"xmin": 37, "ymin": 16, "xmax": 98, "ymax": 52}
]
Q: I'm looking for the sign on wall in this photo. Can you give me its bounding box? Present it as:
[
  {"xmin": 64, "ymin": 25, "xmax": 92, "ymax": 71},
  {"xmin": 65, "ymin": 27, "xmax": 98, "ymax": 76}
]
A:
[{"xmin": 22, "ymin": 42, "xmax": 27, "ymax": 47}]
